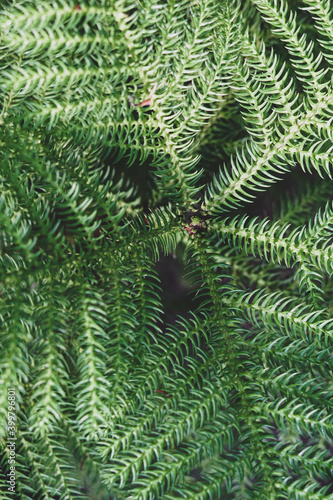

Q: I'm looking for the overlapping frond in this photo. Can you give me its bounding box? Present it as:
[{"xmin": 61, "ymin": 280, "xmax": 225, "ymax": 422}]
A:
[{"xmin": 2, "ymin": 0, "xmax": 333, "ymax": 498}]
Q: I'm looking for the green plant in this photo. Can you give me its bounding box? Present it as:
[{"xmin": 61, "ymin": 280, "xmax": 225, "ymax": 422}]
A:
[{"xmin": 1, "ymin": 0, "xmax": 333, "ymax": 498}]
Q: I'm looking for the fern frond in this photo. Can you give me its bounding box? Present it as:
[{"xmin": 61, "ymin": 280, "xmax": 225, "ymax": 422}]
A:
[
  {"xmin": 2, "ymin": 0, "xmax": 333, "ymax": 497},
  {"xmin": 301, "ymin": 0, "xmax": 333, "ymax": 68},
  {"xmin": 229, "ymin": 289, "xmax": 333, "ymax": 349},
  {"xmin": 250, "ymin": 0, "xmax": 328, "ymax": 95}
]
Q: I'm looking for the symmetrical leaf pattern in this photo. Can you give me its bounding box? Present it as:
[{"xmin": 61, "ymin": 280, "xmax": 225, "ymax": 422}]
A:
[{"xmin": 1, "ymin": 1, "xmax": 333, "ymax": 498}]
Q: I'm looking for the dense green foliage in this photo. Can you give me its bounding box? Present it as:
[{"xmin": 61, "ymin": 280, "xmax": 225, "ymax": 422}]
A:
[{"xmin": 1, "ymin": 0, "xmax": 333, "ymax": 498}]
